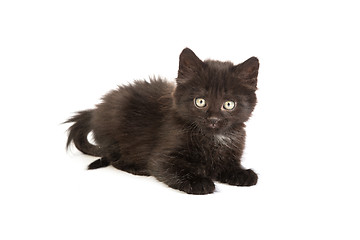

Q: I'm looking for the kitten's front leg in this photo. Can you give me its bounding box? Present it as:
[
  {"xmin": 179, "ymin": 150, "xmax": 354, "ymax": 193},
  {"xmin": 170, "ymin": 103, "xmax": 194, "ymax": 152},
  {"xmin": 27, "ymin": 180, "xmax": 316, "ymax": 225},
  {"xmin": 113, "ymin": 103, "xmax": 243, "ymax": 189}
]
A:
[
  {"xmin": 173, "ymin": 173, "xmax": 215, "ymax": 195},
  {"xmin": 217, "ymin": 166, "xmax": 258, "ymax": 187},
  {"xmin": 151, "ymin": 157, "xmax": 215, "ymax": 195}
]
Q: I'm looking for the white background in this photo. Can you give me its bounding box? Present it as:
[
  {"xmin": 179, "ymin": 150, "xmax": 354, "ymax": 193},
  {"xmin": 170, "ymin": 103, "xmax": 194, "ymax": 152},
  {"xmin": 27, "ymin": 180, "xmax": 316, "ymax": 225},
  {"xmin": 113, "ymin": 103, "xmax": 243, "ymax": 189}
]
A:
[{"xmin": 1, "ymin": 0, "xmax": 359, "ymax": 239}]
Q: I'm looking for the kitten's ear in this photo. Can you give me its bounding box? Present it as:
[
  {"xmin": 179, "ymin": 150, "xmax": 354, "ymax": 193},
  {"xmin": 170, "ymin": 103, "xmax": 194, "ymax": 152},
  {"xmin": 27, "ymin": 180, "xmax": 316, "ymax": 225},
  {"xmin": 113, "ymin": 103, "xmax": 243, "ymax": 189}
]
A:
[
  {"xmin": 177, "ymin": 48, "xmax": 204, "ymax": 81},
  {"xmin": 233, "ymin": 57, "xmax": 259, "ymax": 89}
]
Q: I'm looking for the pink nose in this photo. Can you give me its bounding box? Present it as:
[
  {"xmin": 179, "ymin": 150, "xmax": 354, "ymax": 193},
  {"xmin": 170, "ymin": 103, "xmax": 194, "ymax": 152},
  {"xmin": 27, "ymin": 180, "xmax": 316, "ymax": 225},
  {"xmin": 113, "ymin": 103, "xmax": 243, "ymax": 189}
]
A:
[{"xmin": 208, "ymin": 117, "xmax": 220, "ymax": 128}]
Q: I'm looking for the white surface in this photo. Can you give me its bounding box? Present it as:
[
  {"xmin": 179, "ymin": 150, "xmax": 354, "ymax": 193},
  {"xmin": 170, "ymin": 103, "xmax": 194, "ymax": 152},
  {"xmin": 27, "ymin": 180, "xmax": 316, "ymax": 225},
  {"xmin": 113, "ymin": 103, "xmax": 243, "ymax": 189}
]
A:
[{"xmin": 1, "ymin": 1, "xmax": 359, "ymax": 239}]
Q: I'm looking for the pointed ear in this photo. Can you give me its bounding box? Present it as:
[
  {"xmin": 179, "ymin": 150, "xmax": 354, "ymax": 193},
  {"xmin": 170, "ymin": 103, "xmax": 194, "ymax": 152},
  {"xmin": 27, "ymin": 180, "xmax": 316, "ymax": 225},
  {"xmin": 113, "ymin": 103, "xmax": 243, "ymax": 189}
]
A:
[
  {"xmin": 233, "ymin": 57, "xmax": 259, "ymax": 89},
  {"xmin": 177, "ymin": 48, "xmax": 204, "ymax": 80}
]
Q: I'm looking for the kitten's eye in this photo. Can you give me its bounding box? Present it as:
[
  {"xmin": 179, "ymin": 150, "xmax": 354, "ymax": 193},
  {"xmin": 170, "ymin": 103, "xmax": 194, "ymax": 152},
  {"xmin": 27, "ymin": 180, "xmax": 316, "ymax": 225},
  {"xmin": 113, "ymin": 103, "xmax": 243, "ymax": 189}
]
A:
[
  {"xmin": 194, "ymin": 98, "xmax": 206, "ymax": 108},
  {"xmin": 223, "ymin": 101, "xmax": 235, "ymax": 110}
]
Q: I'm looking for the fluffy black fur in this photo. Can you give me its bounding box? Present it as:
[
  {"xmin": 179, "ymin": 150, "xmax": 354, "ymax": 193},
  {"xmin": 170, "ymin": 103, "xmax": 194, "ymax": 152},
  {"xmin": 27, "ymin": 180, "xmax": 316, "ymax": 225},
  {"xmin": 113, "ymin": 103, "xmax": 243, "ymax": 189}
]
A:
[{"xmin": 65, "ymin": 48, "xmax": 260, "ymax": 194}]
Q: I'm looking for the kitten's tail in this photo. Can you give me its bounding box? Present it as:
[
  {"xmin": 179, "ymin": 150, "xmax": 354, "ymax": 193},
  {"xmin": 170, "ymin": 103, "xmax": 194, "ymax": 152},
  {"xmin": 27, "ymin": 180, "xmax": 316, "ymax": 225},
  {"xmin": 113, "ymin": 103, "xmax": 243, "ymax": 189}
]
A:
[{"xmin": 64, "ymin": 110, "xmax": 102, "ymax": 157}]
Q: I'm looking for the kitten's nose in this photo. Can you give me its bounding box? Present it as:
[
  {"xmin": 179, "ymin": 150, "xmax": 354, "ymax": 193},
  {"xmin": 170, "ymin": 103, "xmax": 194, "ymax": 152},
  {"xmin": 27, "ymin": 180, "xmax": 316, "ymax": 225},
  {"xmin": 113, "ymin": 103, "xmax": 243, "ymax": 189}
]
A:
[{"xmin": 208, "ymin": 117, "xmax": 220, "ymax": 128}]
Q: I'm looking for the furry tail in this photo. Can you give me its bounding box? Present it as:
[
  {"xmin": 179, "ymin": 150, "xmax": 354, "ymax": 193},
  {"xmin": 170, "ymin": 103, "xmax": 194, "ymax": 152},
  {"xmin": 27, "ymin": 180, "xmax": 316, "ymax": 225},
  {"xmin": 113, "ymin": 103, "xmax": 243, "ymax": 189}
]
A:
[{"xmin": 65, "ymin": 110, "xmax": 102, "ymax": 157}]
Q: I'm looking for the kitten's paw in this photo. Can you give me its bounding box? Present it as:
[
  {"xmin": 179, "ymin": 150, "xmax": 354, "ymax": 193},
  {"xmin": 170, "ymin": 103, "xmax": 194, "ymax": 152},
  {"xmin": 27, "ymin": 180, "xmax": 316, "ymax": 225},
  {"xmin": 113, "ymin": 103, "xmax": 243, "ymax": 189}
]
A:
[
  {"xmin": 219, "ymin": 169, "xmax": 258, "ymax": 187},
  {"xmin": 175, "ymin": 176, "xmax": 215, "ymax": 195}
]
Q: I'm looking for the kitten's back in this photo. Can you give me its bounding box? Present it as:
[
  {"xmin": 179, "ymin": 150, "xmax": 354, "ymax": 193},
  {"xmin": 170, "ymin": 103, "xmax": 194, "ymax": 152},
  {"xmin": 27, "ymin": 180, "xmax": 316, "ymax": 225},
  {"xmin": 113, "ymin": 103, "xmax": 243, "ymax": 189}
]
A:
[{"xmin": 91, "ymin": 78, "xmax": 174, "ymax": 150}]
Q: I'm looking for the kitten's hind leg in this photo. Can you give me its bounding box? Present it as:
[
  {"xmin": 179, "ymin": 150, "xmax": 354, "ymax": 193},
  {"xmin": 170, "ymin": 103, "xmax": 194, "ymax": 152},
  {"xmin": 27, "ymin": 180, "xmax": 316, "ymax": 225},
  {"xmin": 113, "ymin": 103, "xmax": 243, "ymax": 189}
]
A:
[
  {"xmin": 112, "ymin": 160, "xmax": 150, "ymax": 176},
  {"xmin": 88, "ymin": 158, "xmax": 110, "ymax": 170},
  {"xmin": 87, "ymin": 148, "xmax": 119, "ymax": 170}
]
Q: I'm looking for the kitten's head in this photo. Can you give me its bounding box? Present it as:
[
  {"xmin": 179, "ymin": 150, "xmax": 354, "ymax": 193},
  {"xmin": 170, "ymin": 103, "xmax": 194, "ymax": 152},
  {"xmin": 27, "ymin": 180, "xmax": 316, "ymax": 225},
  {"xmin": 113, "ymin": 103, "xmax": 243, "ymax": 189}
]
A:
[{"xmin": 173, "ymin": 48, "xmax": 259, "ymax": 135}]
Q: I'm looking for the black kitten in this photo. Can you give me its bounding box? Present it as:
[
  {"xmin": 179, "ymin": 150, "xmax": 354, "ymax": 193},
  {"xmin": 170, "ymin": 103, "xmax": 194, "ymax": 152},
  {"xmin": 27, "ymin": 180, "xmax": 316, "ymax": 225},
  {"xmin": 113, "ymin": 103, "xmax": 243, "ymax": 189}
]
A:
[{"xmin": 65, "ymin": 48, "xmax": 260, "ymax": 194}]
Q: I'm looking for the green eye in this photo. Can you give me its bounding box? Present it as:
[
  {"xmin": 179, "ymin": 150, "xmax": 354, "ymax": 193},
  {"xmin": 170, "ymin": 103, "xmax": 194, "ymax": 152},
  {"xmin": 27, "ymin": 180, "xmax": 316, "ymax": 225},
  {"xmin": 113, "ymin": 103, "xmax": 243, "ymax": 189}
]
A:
[
  {"xmin": 223, "ymin": 101, "xmax": 235, "ymax": 110},
  {"xmin": 194, "ymin": 98, "xmax": 206, "ymax": 108}
]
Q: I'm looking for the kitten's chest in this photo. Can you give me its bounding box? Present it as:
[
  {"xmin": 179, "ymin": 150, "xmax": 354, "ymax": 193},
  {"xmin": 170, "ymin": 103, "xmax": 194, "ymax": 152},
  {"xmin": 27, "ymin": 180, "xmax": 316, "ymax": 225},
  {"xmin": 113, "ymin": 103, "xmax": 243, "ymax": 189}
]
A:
[
  {"xmin": 201, "ymin": 135, "xmax": 237, "ymax": 159},
  {"xmin": 190, "ymin": 134, "xmax": 241, "ymax": 170}
]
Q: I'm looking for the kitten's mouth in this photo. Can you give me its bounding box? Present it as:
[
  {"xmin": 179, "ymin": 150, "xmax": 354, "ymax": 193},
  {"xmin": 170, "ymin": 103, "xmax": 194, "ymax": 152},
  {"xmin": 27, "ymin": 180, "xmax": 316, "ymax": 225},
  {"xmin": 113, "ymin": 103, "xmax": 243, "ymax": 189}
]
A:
[{"xmin": 206, "ymin": 123, "xmax": 223, "ymax": 133}]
